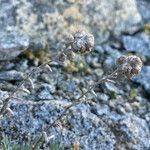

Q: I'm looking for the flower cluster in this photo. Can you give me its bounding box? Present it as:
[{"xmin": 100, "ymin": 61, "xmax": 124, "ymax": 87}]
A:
[
  {"xmin": 117, "ymin": 55, "xmax": 143, "ymax": 79},
  {"xmin": 59, "ymin": 30, "xmax": 94, "ymax": 62},
  {"xmin": 65, "ymin": 30, "xmax": 94, "ymax": 54}
]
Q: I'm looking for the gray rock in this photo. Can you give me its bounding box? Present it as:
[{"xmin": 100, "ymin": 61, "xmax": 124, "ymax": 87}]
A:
[
  {"xmin": 95, "ymin": 108, "xmax": 150, "ymax": 149},
  {"xmin": 103, "ymin": 45, "xmax": 121, "ymax": 72},
  {"xmin": 122, "ymin": 33, "xmax": 150, "ymax": 57},
  {"xmin": 0, "ymin": 31, "xmax": 29, "ymax": 60},
  {"xmin": 116, "ymin": 105, "xmax": 126, "ymax": 115},
  {"xmin": 124, "ymin": 102, "xmax": 132, "ymax": 112},
  {"xmin": 0, "ymin": 0, "xmax": 142, "ymax": 45},
  {"xmin": 1, "ymin": 62, "xmax": 15, "ymax": 71},
  {"xmin": 94, "ymin": 68, "xmax": 104, "ymax": 77},
  {"xmin": 97, "ymin": 93, "xmax": 109, "ymax": 103},
  {"xmin": 86, "ymin": 55, "xmax": 101, "ymax": 68},
  {"xmin": 0, "ymin": 70, "xmax": 25, "ymax": 81},
  {"xmin": 95, "ymin": 45, "xmax": 105, "ymax": 54},
  {"xmin": 37, "ymin": 90, "xmax": 54, "ymax": 101},
  {"xmin": 0, "ymin": 100, "xmax": 150, "ymax": 150},
  {"xmin": 110, "ymin": 114, "xmax": 150, "ymax": 150},
  {"xmin": 0, "ymin": 102, "xmax": 115, "ymax": 149},
  {"xmin": 67, "ymin": 80, "xmax": 76, "ymax": 93},
  {"xmin": 1, "ymin": 100, "xmax": 149, "ymax": 149},
  {"xmin": 0, "ymin": 90, "xmax": 9, "ymax": 100},
  {"xmin": 145, "ymin": 113, "xmax": 150, "ymax": 122},
  {"xmin": 136, "ymin": 0, "xmax": 150, "ymax": 23},
  {"xmin": 15, "ymin": 59, "xmax": 28, "ymax": 72},
  {"xmin": 41, "ymin": 83, "xmax": 56, "ymax": 94},
  {"xmin": 133, "ymin": 66, "xmax": 150, "ymax": 93},
  {"xmin": 37, "ymin": 84, "xmax": 55, "ymax": 100},
  {"xmin": 104, "ymin": 82, "xmax": 120, "ymax": 94},
  {"xmin": 57, "ymin": 79, "xmax": 78, "ymax": 94}
]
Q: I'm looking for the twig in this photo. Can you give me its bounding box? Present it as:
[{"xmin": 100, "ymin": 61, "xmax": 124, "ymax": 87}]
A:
[{"xmin": 31, "ymin": 69, "xmax": 118, "ymax": 149}]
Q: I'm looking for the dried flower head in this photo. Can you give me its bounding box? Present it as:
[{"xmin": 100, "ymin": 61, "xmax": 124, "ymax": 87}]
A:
[
  {"xmin": 116, "ymin": 55, "xmax": 126, "ymax": 65},
  {"xmin": 65, "ymin": 30, "xmax": 94, "ymax": 54},
  {"xmin": 117, "ymin": 55, "xmax": 142, "ymax": 79}
]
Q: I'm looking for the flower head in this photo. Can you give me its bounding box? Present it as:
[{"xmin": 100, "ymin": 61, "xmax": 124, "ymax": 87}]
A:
[
  {"xmin": 117, "ymin": 55, "xmax": 142, "ymax": 79},
  {"xmin": 65, "ymin": 30, "xmax": 94, "ymax": 54}
]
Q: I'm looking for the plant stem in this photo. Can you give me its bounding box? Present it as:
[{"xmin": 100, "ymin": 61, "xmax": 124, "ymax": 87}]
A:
[
  {"xmin": 32, "ymin": 69, "xmax": 118, "ymax": 150},
  {"xmin": 0, "ymin": 48, "xmax": 67, "ymax": 115}
]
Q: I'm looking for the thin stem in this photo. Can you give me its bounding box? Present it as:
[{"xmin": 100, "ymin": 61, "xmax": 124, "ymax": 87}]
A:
[
  {"xmin": 0, "ymin": 48, "xmax": 68, "ymax": 115},
  {"xmin": 32, "ymin": 69, "xmax": 118, "ymax": 150}
]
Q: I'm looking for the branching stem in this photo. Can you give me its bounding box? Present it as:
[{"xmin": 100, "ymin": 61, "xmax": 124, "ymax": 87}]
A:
[
  {"xmin": 0, "ymin": 48, "xmax": 68, "ymax": 115},
  {"xmin": 32, "ymin": 69, "xmax": 118, "ymax": 150}
]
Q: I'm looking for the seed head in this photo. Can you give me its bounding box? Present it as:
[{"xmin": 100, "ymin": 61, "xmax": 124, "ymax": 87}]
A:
[
  {"xmin": 117, "ymin": 55, "xmax": 142, "ymax": 79},
  {"xmin": 116, "ymin": 55, "xmax": 126, "ymax": 65},
  {"xmin": 65, "ymin": 30, "xmax": 94, "ymax": 54}
]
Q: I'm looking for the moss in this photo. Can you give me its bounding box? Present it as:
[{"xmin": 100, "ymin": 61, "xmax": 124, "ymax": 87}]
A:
[
  {"xmin": 110, "ymin": 91, "xmax": 117, "ymax": 99},
  {"xmin": 23, "ymin": 47, "xmax": 51, "ymax": 65},
  {"xmin": 144, "ymin": 23, "xmax": 150, "ymax": 35},
  {"xmin": 129, "ymin": 89, "xmax": 138, "ymax": 99},
  {"xmin": 63, "ymin": 60, "xmax": 91, "ymax": 74}
]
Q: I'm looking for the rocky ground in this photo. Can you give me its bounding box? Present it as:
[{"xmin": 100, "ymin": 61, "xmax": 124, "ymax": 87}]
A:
[{"xmin": 0, "ymin": 0, "xmax": 150, "ymax": 150}]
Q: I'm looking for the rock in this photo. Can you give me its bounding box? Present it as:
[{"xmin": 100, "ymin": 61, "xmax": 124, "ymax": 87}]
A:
[
  {"xmin": 94, "ymin": 68, "xmax": 104, "ymax": 77},
  {"xmin": 103, "ymin": 45, "xmax": 121, "ymax": 72},
  {"xmin": 37, "ymin": 84, "xmax": 55, "ymax": 100},
  {"xmin": 144, "ymin": 113, "xmax": 150, "ymax": 122},
  {"xmin": 37, "ymin": 83, "xmax": 56, "ymax": 100},
  {"xmin": 0, "ymin": 31, "xmax": 29, "ymax": 60},
  {"xmin": 1, "ymin": 101, "xmax": 149, "ymax": 149},
  {"xmin": 0, "ymin": 70, "xmax": 25, "ymax": 81},
  {"xmin": 116, "ymin": 105, "xmax": 126, "ymax": 115},
  {"xmin": 0, "ymin": 102, "xmax": 115, "ymax": 149},
  {"xmin": 0, "ymin": 0, "xmax": 142, "ymax": 45},
  {"xmin": 131, "ymin": 101, "xmax": 140, "ymax": 109},
  {"xmin": 1, "ymin": 62, "xmax": 15, "ymax": 71},
  {"xmin": 109, "ymin": 100, "xmax": 116, "ymax": 108},
  {"xmin": 15, "ymin": 59, "xmax": 28, "ymax": 72},
  {"xmin": 57, "ymin": 78, "xmax": 78, "ymax": 94},
  {"xmin": 97, "ymin": 93, "xmax": 109, "ymax": 104},
  {"xmin": 95, "ymin": 45, "xmax": 105, "ymax": 54},
  {"xmin": 37, "ymin": 90, "xmax": 53, "ymax": 100},
  {"xmin": 42, "ymin": 84, "xmax": 56, "ymax": 94},
  {"xmin": 124, "ymin": 102, "xmax": 132, "ymax": 112},
  {"xmin": 0, "ymin": 90, "xmax": 9, "ymax": 100},
  {"xmin": 122, "ymin": 33, "xmax": 150, "ymax": 57},
  {"xmin": 86, "ymin": 55, "xmax": 101, "ymax": 68},
  {"xmin": 104, "ymin": 82, "xmax": 120, "ymax": 94},
  {"xmin": 136, "ymin": 0, "xmax": 150, "ymax": 23},
  {"xmin": 109, "ymin": 114, "xmax": 150, "ymax": 150},
  {"xmin": 95, "ymin": 109, "xmax": 150, "ymax": 149},
  {"xmin": 133, "ymin": 66, "xmax": 150, "ymax": 94},
  {"xmin": 66, "ymin": 80, "xmax": 76, "ymax": 93}
]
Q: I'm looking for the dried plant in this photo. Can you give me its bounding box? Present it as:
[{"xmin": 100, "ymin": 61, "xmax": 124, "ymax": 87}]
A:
[
  {"xmin": 0, "ymin": 30, "xmax": 94, "ymax": 116},
  {"xmin": 116, "ymin": 55, "xmax": 143, "ymax": 79},
  {"xmin": 0, "ymin": 30, "xmax": 143, "ymax": 149},
  {"xmin": 31, "ymin": 40, "xmax": 142, "ymax": 149}
]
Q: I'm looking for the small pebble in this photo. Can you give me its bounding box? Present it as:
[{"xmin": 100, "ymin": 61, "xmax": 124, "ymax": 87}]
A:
[
  {"xmin": 124, "ymin": 102, "xmax": 132, "ymax": 112},
  {"xmin": 131, "ymin": 101, "xmax": 140, "ymax": 109}
]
